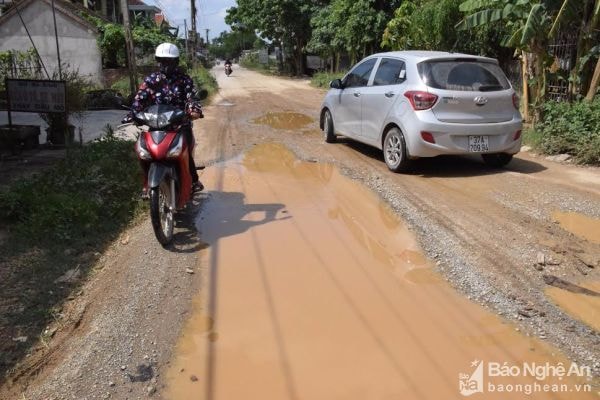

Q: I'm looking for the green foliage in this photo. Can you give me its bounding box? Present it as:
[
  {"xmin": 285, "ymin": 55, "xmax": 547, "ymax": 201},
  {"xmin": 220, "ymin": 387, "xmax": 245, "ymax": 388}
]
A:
[
  {"xmin": 240, "ymin": 53, "xmax": 278, "ymax": 74},
  {"xmin": 98, "ymin": 23, "xmax": 126, "ymax": 68},
  {"xmin": 0, "ymin": 138, "xmax": 143, "ymax": 244},
  {"xmin": 188, "ymin": 66, "xmax": 219, "ymax": 100},
  {"xmin": 0, "ymin": 48, "xmax": 43, "ymax": 89},
  {"xmin": 132, "ymin": 25, "xmax": 178, "ymax": 60},
  {"xmin": 310, "ymin": 71, "xmax": 347, "ymax": 88},
  {"xmin": 81, "ymin": 11, "xmax": 178, "ymax": 68},
  {"xmin": 110, "ymin": 73, "xmax": 145, "ymax": 97},
  {"xmin": 533, "ymin": 99, "xmax": 600, "ymax": 164},
  {"xmin": 209, "ymin": 29, "xmax": 264, "ymax": 60},
  {"xmin": 382, "ymin": 0, "xmax": 509, "ymax": 58}
]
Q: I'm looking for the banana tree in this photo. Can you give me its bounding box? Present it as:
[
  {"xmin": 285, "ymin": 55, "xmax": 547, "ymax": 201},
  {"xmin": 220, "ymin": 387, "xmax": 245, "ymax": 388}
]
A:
[{"xmin": 456, "ymin": 0, "xmax": 554, "ymax": 121}]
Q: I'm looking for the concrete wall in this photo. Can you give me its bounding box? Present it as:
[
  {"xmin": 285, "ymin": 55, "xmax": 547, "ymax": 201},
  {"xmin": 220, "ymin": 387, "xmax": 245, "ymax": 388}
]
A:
[{"xmin": 0, "ymin": 0, "xmax": 103, "ymax": 84}]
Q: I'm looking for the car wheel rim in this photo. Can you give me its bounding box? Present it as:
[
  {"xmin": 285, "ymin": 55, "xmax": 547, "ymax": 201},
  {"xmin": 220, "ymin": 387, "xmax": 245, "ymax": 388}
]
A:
[
  {"xmin": 386, "ymin": 134, "xmax": 402, "ymax": 166},
  {"xmin": 324, "ymin": 112, "xmax": 331, "ymax": 136}
]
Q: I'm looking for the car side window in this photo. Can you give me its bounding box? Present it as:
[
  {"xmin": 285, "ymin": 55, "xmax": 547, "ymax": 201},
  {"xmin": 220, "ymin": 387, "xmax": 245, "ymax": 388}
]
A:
[
  {"xmin": 343, "ymin": 58, "xmax": 377, "ymax": 88},
  {"xmin": 373, "ymin": 58, "xmax": 406, "ymax": 86}
]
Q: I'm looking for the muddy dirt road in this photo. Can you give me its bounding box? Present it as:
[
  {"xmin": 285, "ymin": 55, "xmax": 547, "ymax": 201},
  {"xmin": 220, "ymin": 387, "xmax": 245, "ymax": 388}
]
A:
[{"xmin": 4, "ymin": 65, "xmax": 599, "ymax": 399}]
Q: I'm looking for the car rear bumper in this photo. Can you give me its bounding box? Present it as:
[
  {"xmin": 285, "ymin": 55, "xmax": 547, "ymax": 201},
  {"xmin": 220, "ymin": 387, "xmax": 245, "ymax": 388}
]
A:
[{"xmin": 404, "ymin": 113, "xmax": 523, "ymax": 158}]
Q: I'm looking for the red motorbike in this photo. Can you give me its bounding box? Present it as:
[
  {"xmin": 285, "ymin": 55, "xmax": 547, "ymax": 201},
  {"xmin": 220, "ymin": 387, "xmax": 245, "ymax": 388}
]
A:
[{"xmin": 131, "ymin": 103, "xmax": 200, "ymax": 246}]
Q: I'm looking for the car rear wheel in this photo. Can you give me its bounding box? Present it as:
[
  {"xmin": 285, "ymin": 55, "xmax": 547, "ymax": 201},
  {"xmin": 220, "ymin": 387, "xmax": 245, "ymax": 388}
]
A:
[
  {"xmin": 482, "ymin": 153, "xmax": 513, "ymax": 168},
  {"xmin": 323, "ymin": 109, "xmax": 336, "ymax": 143},
  {"xmin": 383, "ymin": 127, "xmax": 411, "ymax": 172}
]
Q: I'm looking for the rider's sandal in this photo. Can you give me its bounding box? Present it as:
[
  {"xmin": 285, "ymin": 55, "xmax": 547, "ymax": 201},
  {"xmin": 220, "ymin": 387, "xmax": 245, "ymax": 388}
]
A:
[{"xmin": 193, "ymin": 181, "xmax": 204, "ymax": 192}]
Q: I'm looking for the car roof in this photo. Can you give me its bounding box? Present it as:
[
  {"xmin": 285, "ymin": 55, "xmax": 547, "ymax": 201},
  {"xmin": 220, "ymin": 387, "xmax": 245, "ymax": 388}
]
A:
[{"xmin": 367, "ymin": 50, "xmax": 498, "ymax": 64}]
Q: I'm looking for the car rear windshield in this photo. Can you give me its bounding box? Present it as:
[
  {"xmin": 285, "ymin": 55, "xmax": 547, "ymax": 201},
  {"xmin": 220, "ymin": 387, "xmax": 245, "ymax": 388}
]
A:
[{"xmin": 418, "ymin": 59, "xmax": 511, "ymax": 91}]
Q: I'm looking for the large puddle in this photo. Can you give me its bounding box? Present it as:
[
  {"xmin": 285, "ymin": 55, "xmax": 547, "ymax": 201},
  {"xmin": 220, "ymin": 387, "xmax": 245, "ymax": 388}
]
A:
[
  {"xmin": 165, "ymin": 143, "xmax": 596, "ymax": 399},
  {"xmin": 552, "ymin": 211, "xmax": 600, "ymax": 245},
  {"xmin": 252, "ymin": 111, "xmax": 313, "ymax": 130},
  {"xmin": 547, "ymin": 282, "xmax": 600, "ymax": 332}
]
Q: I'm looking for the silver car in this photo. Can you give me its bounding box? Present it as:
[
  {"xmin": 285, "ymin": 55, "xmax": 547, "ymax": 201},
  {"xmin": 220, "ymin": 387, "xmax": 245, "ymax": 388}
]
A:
[{"xmin": 319, "ymin": 51, "xmax": 523, "ymax": 172}]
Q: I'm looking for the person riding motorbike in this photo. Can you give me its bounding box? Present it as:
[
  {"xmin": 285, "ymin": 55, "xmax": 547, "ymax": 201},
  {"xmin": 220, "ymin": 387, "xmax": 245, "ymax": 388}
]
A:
[
  {"xmin": 224, "ymin": 59, "xmax": 232, "ymax": 75},
  {"xmin": 125, "ymin": 43, "xmax": 203, "ymax": 194}
]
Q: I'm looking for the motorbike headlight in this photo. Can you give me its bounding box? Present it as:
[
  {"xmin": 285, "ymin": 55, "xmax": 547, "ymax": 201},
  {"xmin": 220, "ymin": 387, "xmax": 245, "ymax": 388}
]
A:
[
  {"xmin": 167, "ymin": 135, "xmax": 183, "ymax": 158},
  {"xmin": 136, "ymin": 136, "xmax": 152, "ymax": 160}
]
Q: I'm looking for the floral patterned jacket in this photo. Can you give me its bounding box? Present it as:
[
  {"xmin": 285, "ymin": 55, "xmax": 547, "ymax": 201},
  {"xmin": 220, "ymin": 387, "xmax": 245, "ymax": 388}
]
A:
[{"xmin": 131, "ymin": 68, "xmax": 195, "ymax": 113}]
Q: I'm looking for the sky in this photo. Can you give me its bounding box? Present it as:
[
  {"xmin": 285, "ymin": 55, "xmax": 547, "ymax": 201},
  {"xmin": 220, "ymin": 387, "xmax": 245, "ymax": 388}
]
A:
[{"xmin": 146, "ymin": 0, "xmax": 237, "ymax": 42}]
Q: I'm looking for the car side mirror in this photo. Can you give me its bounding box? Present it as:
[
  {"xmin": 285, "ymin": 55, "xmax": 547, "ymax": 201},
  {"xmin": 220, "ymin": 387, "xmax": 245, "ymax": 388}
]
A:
[{"xmin": 330, "ymin": 79, "xmax": 343, "ymax": 89}]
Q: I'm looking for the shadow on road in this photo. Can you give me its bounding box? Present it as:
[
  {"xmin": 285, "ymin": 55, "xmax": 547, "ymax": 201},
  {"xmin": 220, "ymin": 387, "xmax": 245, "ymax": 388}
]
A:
[{"xmin": 341, "ymin": 139, "xmax": 547, "ymax": 178}]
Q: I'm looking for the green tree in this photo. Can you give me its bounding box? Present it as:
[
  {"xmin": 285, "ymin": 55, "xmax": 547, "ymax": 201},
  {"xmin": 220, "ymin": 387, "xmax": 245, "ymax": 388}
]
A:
[
  {"xmin": 382, "ymin": 0, "xmax": 509, "ymax": 60},
  {"xmin": 209, "ymin": 29, "xmax": 265, "ymax": 60},
  {"xmin": 226, "ymin": 0, "xmax": 323, "ymax": 75}
]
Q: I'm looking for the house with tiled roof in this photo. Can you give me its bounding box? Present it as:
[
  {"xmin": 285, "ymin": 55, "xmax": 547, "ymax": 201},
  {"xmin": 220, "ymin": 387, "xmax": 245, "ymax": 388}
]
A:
[{"xmin": 0, "ymin": 0, "xmax": 103, "ymax": 83}]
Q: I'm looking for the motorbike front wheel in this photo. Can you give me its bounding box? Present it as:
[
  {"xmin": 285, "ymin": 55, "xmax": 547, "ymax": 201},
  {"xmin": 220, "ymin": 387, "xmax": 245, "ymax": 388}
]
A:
[{"xmin": 150, "ymin": 179, "xmax": 174, "ymax": 246}]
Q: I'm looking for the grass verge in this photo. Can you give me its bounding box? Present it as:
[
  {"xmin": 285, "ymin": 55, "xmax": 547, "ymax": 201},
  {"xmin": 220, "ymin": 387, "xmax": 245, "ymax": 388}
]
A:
[
  {"xmin": 0, "ymin": 136, "xmax": 144, "ymax": 382},
  {"xmin": 310, "ymin": 71, "xmax": 346, "ymax": 89}
]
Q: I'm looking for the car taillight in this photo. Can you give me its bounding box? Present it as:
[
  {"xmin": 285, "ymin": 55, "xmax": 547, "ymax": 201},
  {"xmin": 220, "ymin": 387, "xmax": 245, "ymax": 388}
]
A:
[
  {"xmin": 512, "ymin": 93, "xmax": 519, "ymax": 110},
  {"xmin": 513, "ymin": 130, "xmax": 522, "ymax": 140},
  {"xmin": 421, "ymin": 131, "xmax": 435, "ymax": 143},
  {"xmin": 404, "ymin": 91, "xmax": 438, "ymax": 110}
]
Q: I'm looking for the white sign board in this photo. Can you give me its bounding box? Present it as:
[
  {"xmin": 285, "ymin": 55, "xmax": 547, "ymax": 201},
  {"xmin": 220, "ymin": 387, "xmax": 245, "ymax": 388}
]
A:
[
  {"xmin": 258, "ymin": 49, "xmax": 269, "ymax": 65},
  {"xmin": 6, "ymin": 79, "xmax": 66, "ymax": 113}
]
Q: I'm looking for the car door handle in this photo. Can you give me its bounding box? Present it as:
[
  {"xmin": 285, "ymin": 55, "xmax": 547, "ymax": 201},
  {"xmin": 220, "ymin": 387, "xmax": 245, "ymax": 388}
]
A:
[
  {"xmin": 353, "ymin": 92, "xmax": 361, "ymax": 97},
  {"xmin": 385, "ymin": 92, "xmax": 395, "ymax": 98}
]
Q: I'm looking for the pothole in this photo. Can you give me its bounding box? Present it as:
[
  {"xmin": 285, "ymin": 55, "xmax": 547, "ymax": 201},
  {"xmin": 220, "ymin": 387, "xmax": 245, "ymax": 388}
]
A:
[
  {"xmin": 552, "ymin": 211, "xmax": 600, "ymax": 244},
  {"xmin": 252, "ymin": 111, "xmax": 313, "ymax": 130}
]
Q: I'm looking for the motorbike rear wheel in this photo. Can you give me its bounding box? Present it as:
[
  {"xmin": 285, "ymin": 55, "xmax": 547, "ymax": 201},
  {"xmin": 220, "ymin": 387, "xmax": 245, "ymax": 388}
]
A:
[{"xmin": 150, "ymin": 179, "xmax": 174, "ymax": 246}]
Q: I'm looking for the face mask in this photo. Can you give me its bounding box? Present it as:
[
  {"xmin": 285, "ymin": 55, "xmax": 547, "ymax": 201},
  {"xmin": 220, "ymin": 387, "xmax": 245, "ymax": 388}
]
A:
[{"xmin": 159, "ymin": 60, "xmax": 178, "ymax": 75}]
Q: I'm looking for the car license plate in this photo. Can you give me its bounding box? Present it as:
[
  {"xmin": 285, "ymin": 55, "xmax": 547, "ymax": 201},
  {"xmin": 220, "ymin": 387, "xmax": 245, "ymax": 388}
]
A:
[{"xmin": 468, "ymin": 135, "xmax": 489, "ymax": 152}]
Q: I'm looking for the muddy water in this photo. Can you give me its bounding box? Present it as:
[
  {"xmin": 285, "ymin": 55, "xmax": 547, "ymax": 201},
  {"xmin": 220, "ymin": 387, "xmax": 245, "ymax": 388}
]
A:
[
  {"xmin": 552, "ymin": 211, "xmax": 600, "ymax": 245},
  {"xmin": 252, "ymin": 111, "xmax": 313, "ymax": 130},
  {"xmin": 547, "ymin": 282, "xmax": 600, "ymax": 332},
  {"xmin": 165, "ymin": 143, "xmax": 596, "ymax": 399}
]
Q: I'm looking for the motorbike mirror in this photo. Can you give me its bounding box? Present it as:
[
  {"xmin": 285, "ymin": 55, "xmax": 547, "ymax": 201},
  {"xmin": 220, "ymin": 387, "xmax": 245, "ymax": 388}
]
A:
[
  {"xmin": 133, "ymin": 111, "xmax": 146, "ymax": 124},
  {"xmin": 172, "ymin": 109, "xmax": 186, "ymax": 123},
  {"xmin": 194, "ymin": 89, "xmax": 209, "ymax": 100}
]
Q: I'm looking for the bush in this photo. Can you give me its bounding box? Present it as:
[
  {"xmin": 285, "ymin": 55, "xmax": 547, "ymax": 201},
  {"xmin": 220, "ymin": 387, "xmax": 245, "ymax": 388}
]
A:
[
  {"xmin": 0, "ymin": 138, "xmax": 142, "ymax": 244},
  {"xmin": 189, "ymin": 66, "xmax": 218, "ymax": 100},
  {"xmin": 240, "ymin": 53, "xmax": 277, "ymax": 74},
  {"xmin": 533, "ymin": 99, "xmax": 600, "ymax": 165},
  {"xmin": 310, "ymin": 71, "xmax": 346, "ymax": 89}
]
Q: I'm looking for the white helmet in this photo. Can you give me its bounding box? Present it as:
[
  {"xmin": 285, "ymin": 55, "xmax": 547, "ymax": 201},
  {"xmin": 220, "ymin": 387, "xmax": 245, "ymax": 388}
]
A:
[{"xmin": 155, "ymin": 43, "xmax": 179, "ymax": 58}]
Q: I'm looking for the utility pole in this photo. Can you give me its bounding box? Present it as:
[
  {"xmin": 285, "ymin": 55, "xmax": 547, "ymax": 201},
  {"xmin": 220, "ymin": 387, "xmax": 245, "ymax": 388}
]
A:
[
  {"xmin": 205, "ymin": 29, "xmax": 210, "ymax": 46},
  {"xmin": 184, "ymin": 19, "xmax": 189, "ymax": 64},
  {"xmin": 190, "ymin": 0, "xmax": 197, "ymax": 66},
  {"xmin": 120, "ymin": 0, "xmax": 138, "ymax": 96},
  {"xmin": 51, "ymin": 0, "xmax": 62, "ymax": 80}
]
